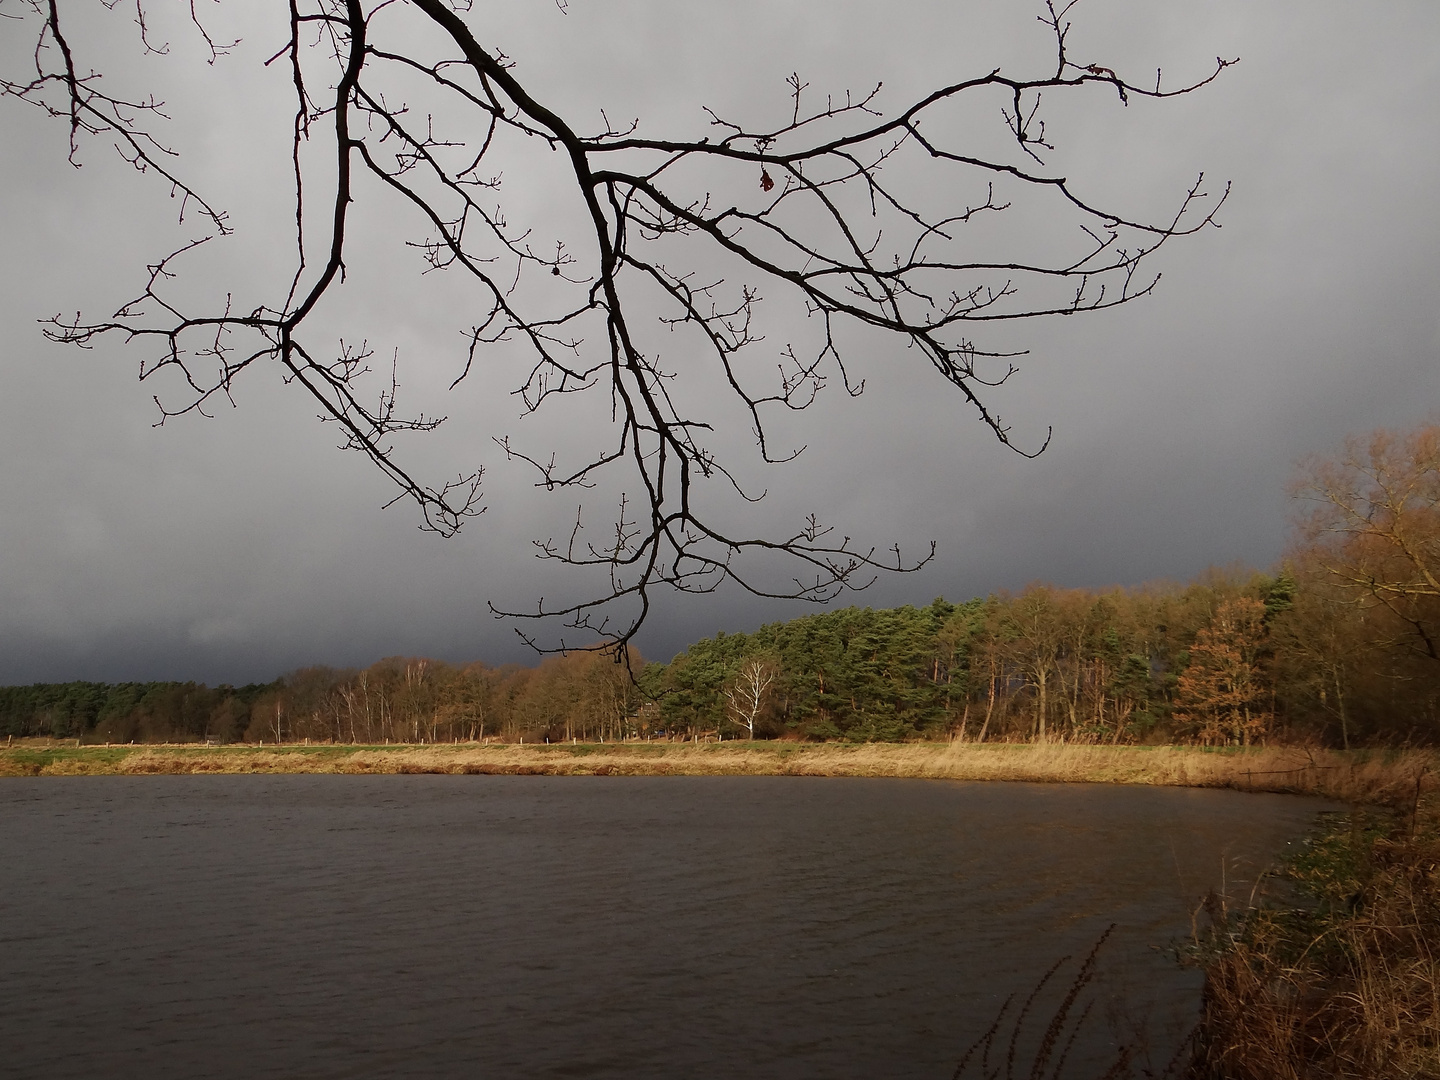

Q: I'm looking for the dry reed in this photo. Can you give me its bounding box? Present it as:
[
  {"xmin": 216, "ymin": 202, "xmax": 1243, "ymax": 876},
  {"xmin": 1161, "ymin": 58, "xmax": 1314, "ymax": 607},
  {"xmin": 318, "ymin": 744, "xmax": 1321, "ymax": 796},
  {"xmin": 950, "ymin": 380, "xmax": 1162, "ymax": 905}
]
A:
[
  {"xmin": 1188, "ymin": 791, "xmax": 1440, "ymax": 1080},
  {"xmin": 2, "ymin": 741, "xmax": 1433, "ymax": 805}
]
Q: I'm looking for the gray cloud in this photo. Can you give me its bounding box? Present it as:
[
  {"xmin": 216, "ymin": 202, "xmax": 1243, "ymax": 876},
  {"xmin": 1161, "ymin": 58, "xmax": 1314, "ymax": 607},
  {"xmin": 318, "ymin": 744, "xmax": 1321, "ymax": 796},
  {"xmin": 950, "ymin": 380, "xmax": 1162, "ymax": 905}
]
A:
[{"xmin": 1, "ymin": 0, "xmax": 1437, "ymax": 682}]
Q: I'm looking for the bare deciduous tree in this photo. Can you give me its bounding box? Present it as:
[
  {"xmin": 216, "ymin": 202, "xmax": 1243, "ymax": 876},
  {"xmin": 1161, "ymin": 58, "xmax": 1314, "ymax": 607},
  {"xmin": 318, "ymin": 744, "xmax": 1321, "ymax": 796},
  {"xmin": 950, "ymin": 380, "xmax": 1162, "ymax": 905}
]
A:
[
  {"xmin": 1292, "ymin": 423, "xmax": 1440, "ymax": 665},
  {"xmin": 723, "ymin": 657, "xmax": 776, "ymax": 741},
  {"xmin": 2, "ymin": 0, "xmax": 1232, "ymax": 650}
]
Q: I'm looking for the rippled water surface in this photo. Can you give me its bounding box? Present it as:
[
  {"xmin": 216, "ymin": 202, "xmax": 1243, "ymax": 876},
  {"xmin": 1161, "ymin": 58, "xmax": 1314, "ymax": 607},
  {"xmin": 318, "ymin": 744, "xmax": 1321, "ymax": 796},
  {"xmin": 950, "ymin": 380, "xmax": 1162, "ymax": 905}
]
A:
[{"xmin": 0, "ymin": 776, "xmax": 1332, "ymax": 1078}]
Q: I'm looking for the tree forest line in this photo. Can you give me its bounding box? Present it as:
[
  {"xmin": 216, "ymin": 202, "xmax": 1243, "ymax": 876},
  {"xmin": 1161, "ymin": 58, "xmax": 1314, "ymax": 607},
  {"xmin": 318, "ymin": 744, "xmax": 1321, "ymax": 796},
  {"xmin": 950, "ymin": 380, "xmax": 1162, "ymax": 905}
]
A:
[{"xmin": 6, "ymin": 421, "xmax": 1440, "ymax": 748}]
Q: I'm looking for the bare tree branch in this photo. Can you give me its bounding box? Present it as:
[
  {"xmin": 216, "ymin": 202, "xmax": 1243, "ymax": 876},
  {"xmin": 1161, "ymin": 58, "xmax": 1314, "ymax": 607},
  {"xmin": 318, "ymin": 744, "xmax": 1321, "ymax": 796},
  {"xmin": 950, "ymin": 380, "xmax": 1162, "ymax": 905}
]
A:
[{"xmin": 4, "ymin": 0, "xmax": 1233, "ymax": 654}]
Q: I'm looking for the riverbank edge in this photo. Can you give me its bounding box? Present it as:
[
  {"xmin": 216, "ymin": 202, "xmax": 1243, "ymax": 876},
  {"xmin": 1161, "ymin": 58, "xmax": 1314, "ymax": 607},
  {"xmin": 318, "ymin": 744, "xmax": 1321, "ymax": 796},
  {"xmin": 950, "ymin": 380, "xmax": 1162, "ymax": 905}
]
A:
[
  {"xmin": 1186, "ymin": 784, "xmax": 1439, "ymax": 1078},
  {"xmin": 2, "ymin": 740, "xmax": 1431, "ymax": 802}
]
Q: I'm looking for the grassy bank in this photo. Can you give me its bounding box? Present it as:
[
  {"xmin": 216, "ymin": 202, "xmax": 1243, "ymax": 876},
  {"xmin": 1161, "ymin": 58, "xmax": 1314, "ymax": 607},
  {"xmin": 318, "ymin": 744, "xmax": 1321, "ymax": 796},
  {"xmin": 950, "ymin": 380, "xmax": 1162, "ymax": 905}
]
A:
[
  {"xmin": 1, "ymin": 739, "xmax": 1431, "ymax": 802},
  {"xmin": 1189, "ymin": 785, "xmax": 1439, "ymax": 1079}
]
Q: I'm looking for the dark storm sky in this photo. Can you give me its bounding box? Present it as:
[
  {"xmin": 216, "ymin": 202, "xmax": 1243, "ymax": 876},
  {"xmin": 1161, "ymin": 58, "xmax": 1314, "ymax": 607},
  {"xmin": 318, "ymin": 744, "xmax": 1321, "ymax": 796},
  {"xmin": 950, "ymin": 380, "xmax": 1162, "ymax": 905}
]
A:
[{"xmin": 1, "ymin": 0, "xmax": 1437, "ymax": 683}]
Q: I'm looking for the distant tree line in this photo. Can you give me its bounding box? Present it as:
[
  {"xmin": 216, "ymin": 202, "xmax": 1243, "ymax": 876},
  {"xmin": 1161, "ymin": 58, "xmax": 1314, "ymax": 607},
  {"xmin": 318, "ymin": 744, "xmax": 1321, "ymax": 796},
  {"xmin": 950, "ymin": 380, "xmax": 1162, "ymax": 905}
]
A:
[
  {"xmin": 648, "ymin": 420, "xmax": 1440, "ymax": 748},
  {"xmin": 645, "ymin": 576, "xmax": 1291, "ymax": 744},
  {"xmin": 0, "ymin": 652, "xmax": 646, "ymax": 746},
  {"xmin": 5, "ymin": 421, "xmax": 1440, "ymax": 748},
  {"xmin": 0, "ymin": 681, "xmax": 277, "ymax": 743}
]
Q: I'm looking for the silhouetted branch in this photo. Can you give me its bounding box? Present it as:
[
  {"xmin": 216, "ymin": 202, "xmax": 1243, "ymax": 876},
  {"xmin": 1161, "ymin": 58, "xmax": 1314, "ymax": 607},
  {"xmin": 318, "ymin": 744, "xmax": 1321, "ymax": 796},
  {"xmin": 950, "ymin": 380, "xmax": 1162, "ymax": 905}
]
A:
[{"xmin": 4, "ymin": 0, "xmax": 1232, "ymax": 651}]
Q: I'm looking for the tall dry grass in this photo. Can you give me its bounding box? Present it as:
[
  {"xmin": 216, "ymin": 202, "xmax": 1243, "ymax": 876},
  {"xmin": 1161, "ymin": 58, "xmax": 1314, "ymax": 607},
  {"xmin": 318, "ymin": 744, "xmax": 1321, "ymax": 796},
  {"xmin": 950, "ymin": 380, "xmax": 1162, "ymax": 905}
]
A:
[
  {"xmin": 1190, "ymin": 801, "xmax": 1440, "ymax": 1079},
  {"xmin": 5, "ymin": 740, "xmax": 1432, "ymax": 805}
]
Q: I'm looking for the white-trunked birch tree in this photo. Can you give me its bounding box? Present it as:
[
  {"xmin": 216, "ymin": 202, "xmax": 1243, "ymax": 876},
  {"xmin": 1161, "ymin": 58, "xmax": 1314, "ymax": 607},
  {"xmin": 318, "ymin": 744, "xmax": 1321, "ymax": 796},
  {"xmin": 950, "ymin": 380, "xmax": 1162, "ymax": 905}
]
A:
[{"xmin": 722, "ymin": 656, "xmax": 776, "ymax": 740}]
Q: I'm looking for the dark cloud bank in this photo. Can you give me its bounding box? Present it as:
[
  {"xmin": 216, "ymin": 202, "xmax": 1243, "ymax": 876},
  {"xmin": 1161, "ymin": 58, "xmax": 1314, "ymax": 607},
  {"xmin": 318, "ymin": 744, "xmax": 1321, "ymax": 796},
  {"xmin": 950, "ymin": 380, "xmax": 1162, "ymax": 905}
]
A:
[{"xmin": 1, "ymin": 0, "xmax": 1436, "ymax": 684}]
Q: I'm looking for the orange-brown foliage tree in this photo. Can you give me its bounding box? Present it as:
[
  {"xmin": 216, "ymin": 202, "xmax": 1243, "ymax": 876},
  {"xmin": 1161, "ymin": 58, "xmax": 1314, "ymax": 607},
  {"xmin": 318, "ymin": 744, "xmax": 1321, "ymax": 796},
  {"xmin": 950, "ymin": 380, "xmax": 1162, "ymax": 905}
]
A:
[{"xmin": 1173, "ymin": 597, "xmax": 1272, "ymax": 746}]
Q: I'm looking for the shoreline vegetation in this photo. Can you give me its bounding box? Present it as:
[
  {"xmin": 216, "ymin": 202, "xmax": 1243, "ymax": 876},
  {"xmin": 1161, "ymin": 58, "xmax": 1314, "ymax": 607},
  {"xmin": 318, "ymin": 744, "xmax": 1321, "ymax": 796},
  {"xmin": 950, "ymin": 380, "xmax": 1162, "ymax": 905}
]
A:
[
  {"xmin": 2, "ymin": 738, "xmax": 1430, "ymax": 802},
  {"xmin": 1187, "ymin": 787, "xmax": 1439, "ymax": 1079}
]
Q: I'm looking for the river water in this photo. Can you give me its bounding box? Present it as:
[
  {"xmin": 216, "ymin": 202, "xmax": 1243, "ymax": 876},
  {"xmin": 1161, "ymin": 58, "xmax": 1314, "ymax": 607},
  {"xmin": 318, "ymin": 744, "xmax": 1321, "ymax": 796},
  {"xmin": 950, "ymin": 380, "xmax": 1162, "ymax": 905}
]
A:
[{"xmin": 0, "ymin": 776, "xmax": 1332, "ymax": 1079}]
